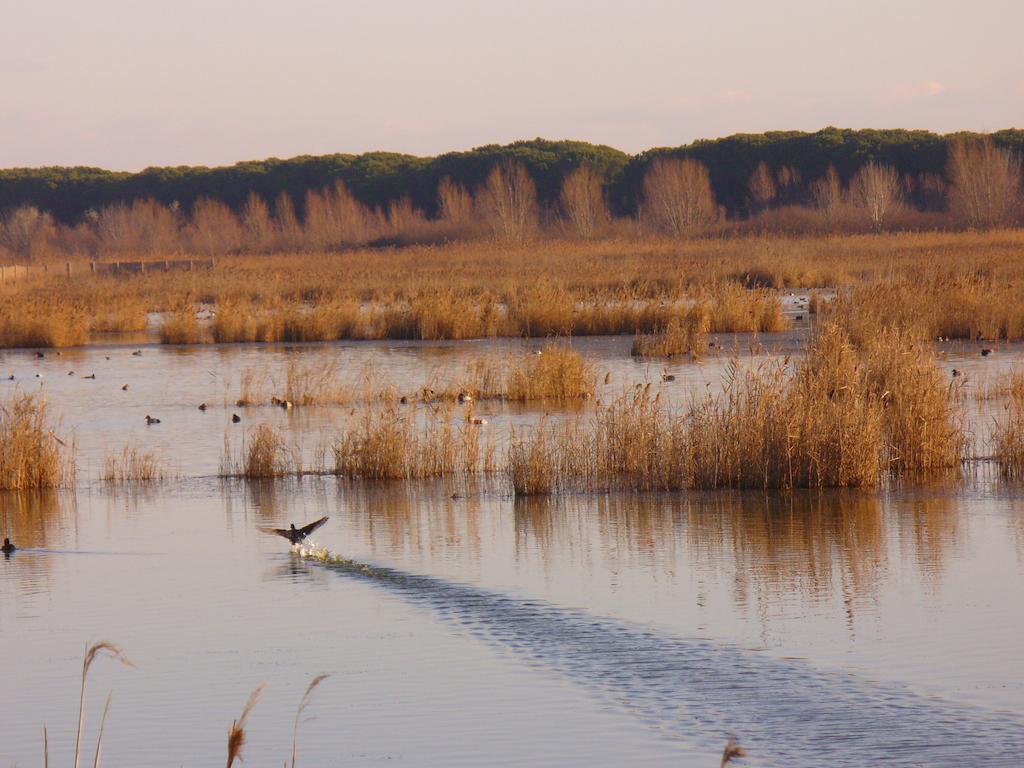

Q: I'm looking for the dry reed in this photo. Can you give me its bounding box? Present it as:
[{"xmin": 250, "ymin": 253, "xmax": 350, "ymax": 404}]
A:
[
  {"xmin": 332, "ymin": 403, "xmax": 494, "ymax": 480},
  {"xmin": 8, "ymin": 229, "xmax": 1023, "ymax": 349},
  {"xmin": 506, "ymin": 345, "xmax": 596, "ymax": 401},
  {"xmin": 0, "ymin": 394, "xmax": 75, "ymax": 490},
  {"xmin": 160, "ymin": 307, "xmax": 204, "ymax": 344},
  {"xmin": 632, "ymin": 312, "xmax": 709, "ymax": 357},
  {"xmin": 101, "ymin": 443, "xmax": 168, "ymax": 483},
  {"xmin": 721, "ymin": 737, "xmax": 748, "ymax": 767},
  {"xmin": 291, "ymin": 673, "xmax": 330, "ymax": 768},
  {"xmin": 993, "ymin": 402, "xmax": 1024, "ymax": 480},
  {"xmin": 976, "ymin": 368, "xmax": 1024, "ymax": 403},
  {"xmin": 74, "ymin": 641, "xmax": 134, "ymax": 768},
  {"xmin": 243, "ymin": 424, "xmax": 294, "ymax": 478},
  {"xmin": 226, "ymin": 683, "xmax": 265, "ymax": 768}
]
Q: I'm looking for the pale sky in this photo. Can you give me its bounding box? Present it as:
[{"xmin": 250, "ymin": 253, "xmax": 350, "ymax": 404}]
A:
[{"xmin": 2, "ymin": 0, "xmax": 1022, "ymax": 170}]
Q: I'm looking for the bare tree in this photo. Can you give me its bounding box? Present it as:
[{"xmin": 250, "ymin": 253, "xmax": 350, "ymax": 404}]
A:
[
  {"xmin": 947, "ymin": 137, "xmax": 1022, "ymax": 228},
  {"xmin": 848, "ymin": 162, "xmax": 901, "ymax": 230},
  {"xmin": 559, "ymin": 165, "xmax": 609, "ymax": 238},
  {"xmin": 386, "ymin": 196, "xmax": 426, "ymax": 238},
  {"xmin": 642, "ymin": 157, "xmax": 719, "ymax": 235},
  {"xmin": 811, "ymin": 165, "xmax": 843, "ymax": 226},
  {"xmin": 241, "ymin": 193, "xmax": 274, "ymax": 252},
  {"xmin": 96, "ymin": 199, "xmax": 180, "ymax": 255},
  {"xmin": 274, "ymin": 193, "xmax": 302, "ymax": 251},
  {"xmin": 0, "ymin": 206, "xmax": 56, "ymax": 260},
  {"xmin": 747, "ymin": 161, "xmax": 777, "ymax": 211},
  {"xmin": 437, "ymin": 177, "xmax": 473, "ymax": 226},
  {"xmin": 303, "ymin": 180, "xmax": 372, "ymax": 249},
  {"xmin": 477, "ymin": 160, "xmax": 538, "ymax": 242},
  {"xmin": 189, "ymin": 198, "xmax": 244, "ymax": 255}
]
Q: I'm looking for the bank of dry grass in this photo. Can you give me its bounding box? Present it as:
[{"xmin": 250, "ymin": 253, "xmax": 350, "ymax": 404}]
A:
[{"xmin": 4, "ymin": 230, "xmax": 1023, "ymax": 348}]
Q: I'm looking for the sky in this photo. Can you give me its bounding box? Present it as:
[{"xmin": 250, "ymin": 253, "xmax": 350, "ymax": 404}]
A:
[{"xmin": 1, "ymin": 0, "xmax": 1023, "ymax": 170}]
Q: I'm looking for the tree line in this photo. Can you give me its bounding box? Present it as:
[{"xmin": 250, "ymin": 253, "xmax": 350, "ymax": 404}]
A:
[{"xmin": 1, "ymin": 129, "xmax": 1022, "ymax": 259}]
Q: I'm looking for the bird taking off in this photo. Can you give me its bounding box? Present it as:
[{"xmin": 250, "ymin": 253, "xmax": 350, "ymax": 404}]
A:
[{"xmin": 258, "ymin": 517, "xmax": 329, "ymax": 545}]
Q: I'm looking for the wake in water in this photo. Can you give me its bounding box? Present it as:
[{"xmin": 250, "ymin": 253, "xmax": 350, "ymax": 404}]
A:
[{"xmin": 295, "ymin": 545, "xmax": 1024, "ymax": 767}]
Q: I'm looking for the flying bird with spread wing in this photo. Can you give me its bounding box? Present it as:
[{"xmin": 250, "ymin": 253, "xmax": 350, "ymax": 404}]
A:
[{"xmin": 258, "ymin": 517, "xmax": 329, "ymax": 545}]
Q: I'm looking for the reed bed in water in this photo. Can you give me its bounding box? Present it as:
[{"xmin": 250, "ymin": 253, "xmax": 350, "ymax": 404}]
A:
[
  {"xmin": 332, "ymin": 403, "xmax": 496, "ymax": 480},
  {"xmin": 242, "ymin": 424, "xmax": 295, "ymax": 478},
  {"xmin": 509, "ymin": 315, "xmax": 966, "ymax": 494},
  {"xmin": 232, "ymin": 345, "xmax": 595, "ymax": 409},
  {"xmin": 992, "ymin": 401, "xmax": 1024, "ymax": 480},
  {"xmin": 0, "ymin": 393, "xmax": 76, "ymax": 489},
  {"xmin": 632, "ymin": 312, "xmax": 710, "ymax": 357},
  {"xmin": 976, "ymin": 368, "xmax": 1024, "ymax": 403},
  {"xmin": 101, "ymin": 443, "xmax": 170, "ymax": 483},
  {"xmin": 505, "ymin": 345, "xmax": 596, "ymax": 401},
  {"xmin": 159, "ymin": 307, "xmax": 203, "ymax": 344},
  {"xmin": 220, "ymin": 424, "xmax": 301, "ymax": 478},
  {"xmin": 12, "ymin": 228, "xmax": 1024, "ymax": 349}
]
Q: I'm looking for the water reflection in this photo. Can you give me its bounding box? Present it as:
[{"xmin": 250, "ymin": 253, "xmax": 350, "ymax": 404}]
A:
[
  {"xmin": 0, "ymin": 490, "xmax": 74, "ymax": 596},
  {"xmin": 0, "ymin": 489, "xmax": 73, "ymax": 548}
]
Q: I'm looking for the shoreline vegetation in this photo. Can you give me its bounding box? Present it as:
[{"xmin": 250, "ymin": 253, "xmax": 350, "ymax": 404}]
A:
[
  {"xmin": 2, "ymin": 128, "xmax": 1024, "ymax": 487},
  {"xmin": 4, "ymin": 229, "xmax": 1024, "ymax": 349}
]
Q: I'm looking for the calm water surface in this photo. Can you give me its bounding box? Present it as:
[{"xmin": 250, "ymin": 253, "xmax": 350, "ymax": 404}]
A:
[{"xmin": 2, "ymin": 329, "xmax": 1023, "ymax": 767}]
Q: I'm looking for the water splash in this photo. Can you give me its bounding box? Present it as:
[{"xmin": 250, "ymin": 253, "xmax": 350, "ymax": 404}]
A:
[{"xmin": 297, "ymin": 545, "xmax": 1024, "ymax": 767}]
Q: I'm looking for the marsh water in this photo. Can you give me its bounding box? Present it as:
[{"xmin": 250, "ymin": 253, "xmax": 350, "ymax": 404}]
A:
[{"xmin": 2, "ymin": 318, "xmax": 1024, "ymax": 766}]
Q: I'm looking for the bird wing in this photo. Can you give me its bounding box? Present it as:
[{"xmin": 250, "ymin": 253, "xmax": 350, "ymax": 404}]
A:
[
  {"xmin": 257, "ymin": 526, "xmax": 292, "ymax": 540},
  {"xmin": 297, "ymin": 516, "xmax": 329, "ymax": 537}
]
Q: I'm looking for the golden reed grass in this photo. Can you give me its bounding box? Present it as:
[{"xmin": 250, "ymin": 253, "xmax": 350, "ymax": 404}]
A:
[
  {"xmin": 506, "ymin": 345, "xmax": 596, "ymax": 401},
  {"xmin": 332, "ymin": 403, "xmax": 495, "ymax": 480},
  {"xmin": 101, "ymin": 443, "xmax": 169, "ymax": 483},
  {"xmin": 230, "ymin": 346, "xmax": 594, "ymax": 410},
  {"xmin": 632, "ymin": 312, "xmax": 710, "ymax": 357},
  {"xmin": 508, "ymin": 312, "xmax": 965, "ymax": 494},
  {"xmin": 975, "ymin": 368, "xmax": 1024, "ymax": 403},
  {"xmin": 993, "ymin": 401, "xmax": 1024, "ymax": 480},
  {"xmin": 0, "ymin": 393, "xmax": 76, "ymax": 490},
  {"xmin": 291, "ymin": 674, "xmax": 330, "ymax": 768},
  {"xmin": 226, "ymin": 683, "xmax": 265, "ymax": 768},
  {"xmin": 74, "ymin": 641, "xmax": 134, "ymax": 768},
  {"xmin": 243, "ymin": 424, "xmax": 294, "ymax": 478},
  {"xmin": 5, "ymin": 229, "xmax": 1023, "ymax": 348}
]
